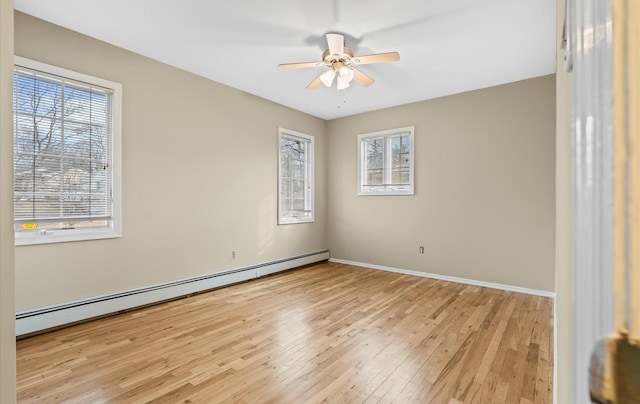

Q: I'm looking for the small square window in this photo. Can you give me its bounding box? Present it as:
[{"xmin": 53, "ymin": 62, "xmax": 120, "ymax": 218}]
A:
[{"xmin": 358, "ymin": 126, "xmax": 414, "ymax": 195}]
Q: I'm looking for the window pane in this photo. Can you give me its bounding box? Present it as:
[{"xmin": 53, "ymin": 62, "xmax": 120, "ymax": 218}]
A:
[
  {"xmin": 390, "ymin": 134, "xmax": 411, "ymax": 185},
  {"xmin": 14, "ymin": 74, "xmax": 63, "ymax": 117},
  {"xmin": 366, "ymin": 169, "xmax": 383, "ymax": 185},
  {"xmin": 292, "ymin": 198, "xmax": 304, "ymax": 212},
  {"xmin": 364, "ymin": 138, "xmax": 384, "ymax": 186},
  {"xmin": 292, "ymin": 179, "xmax": 305, "ymax": 198}
]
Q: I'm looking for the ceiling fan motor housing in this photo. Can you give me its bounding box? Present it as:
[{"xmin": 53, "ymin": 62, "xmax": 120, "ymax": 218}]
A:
[{"xmin": 322, "ymin": 48, "xmax": 355, "ymax": 70}]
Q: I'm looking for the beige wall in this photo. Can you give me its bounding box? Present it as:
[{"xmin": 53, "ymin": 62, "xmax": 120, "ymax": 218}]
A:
[
  {"xmin": 327, "ymin": 76, "xmax": 556, "ymax": 292},
  {"xmin": 13, "ymin": 12, "xmax": 327, "ymax": 311},
  {"xmin": 1, "ymin": 2, "xmax": 16, "ymax": 403},
  {"xmin": 555, "ymin": 0, "xmax": 573, "ymax": 400}
]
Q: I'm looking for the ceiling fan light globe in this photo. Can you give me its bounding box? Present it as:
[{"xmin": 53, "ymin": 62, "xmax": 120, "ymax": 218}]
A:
[
  {"xmin": 339, "ymin": 66, "xmax": 355, "ymax": 83},
  {"xmin": 336, "ymin": 76, "xmax": 350, "ymax": 90},
  {"xmin": 320, "ymin": 70, "xmax": 336, "ymax": 87}
]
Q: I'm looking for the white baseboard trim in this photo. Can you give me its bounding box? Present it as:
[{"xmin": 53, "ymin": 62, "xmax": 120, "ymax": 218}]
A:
[
  {"xmin": 16, "ymin": 250, "xmax": 330, "ymax": 337},
  {"xmin": 329, "ymin": 258, "xmax": 556, "ymax": 298}
]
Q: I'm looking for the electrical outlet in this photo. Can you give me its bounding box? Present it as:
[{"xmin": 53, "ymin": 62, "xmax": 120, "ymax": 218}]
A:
[
  {"xmin": 232, "ymin": 250, "xmax": 236, "ymax": 259},
  {"xmin": 419, "ymin": 246, "xmax": 424, "ymax": 254}
]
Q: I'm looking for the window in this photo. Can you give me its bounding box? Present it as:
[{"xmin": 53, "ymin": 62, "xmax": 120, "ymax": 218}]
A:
[
  {"xmin": 13, "ymin": 57, "xmax": 121, "ymax": 245},
  {"xmin": 358, "ymin": 126, "xmax": 414, "ymax": 195},
  {"xmin": 278, "ymin": 128, "xmax": 314, "ymax": 224}
]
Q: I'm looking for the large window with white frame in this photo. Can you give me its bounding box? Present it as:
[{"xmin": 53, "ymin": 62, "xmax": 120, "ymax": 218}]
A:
[
  {"xmin": 278, "ymin": 128, "xmax": 314, "ymax": 224},
  {"xmin": 13, "ymin": 57, "xmax": 122, "ymax": 245},
  {"xmin": 358, "ymin": 126, "xmax": 414, "ymax": 195}
]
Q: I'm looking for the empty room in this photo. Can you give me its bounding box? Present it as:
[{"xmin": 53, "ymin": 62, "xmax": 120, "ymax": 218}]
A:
[{"xmin": 4, "ymin": 0, "xmax": 623, "ymax": 402}]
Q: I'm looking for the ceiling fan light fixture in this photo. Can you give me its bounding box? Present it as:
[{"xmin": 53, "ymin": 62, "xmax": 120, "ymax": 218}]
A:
[
  {"xmin": 336, "ymin": 75, "xmax": 351, "ymax": 90},
  {"xmin": 339, "ymin": 66, "xmax": 355, "ymax": 83},
  {"xmin": 320, "ymin": 70, "xmax": 336, "ymax": 87}
]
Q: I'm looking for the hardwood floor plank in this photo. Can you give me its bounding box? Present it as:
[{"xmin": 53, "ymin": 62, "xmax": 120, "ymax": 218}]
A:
[{"xmin": 16, "ymin": 262, "xmax": 553, "ymax": 403}]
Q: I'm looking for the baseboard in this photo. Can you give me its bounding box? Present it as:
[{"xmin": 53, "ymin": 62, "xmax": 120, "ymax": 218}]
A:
[
  {"xmin": 329, "ymin": 258, "xmax": 556, "ymax": 298},
  {"xmin": 16, "ymin": 250, "xmax": 330, "ymax": 337}
]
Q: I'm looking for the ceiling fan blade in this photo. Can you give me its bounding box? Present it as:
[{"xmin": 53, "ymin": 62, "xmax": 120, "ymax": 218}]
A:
[
  {"xmin": 306, "ymin": 74, "xmax": 323, "ymax": 89},
  {"xmin": 279, "ymin": 61, "xmax": 325, "ymax": 69},
  {"xmin": 352, "ymin": 52, "xmax": 400, "ymax": 65},
  {"xmin": 326, "ymin": 33, "xmax": 344, "ymax": 55},
  {"xmin": 351, "ymin": 68, "xmax": 375, "ymax": 87}
]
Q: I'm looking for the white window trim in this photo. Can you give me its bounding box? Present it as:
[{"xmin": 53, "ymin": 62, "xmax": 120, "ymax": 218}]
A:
[
  {"xmin": 14, "ymin": 56, "xmax": 122, "ymax": 246},
  {"xmin": 278, "ymin": 128, "xmax": 314, "ymax": 225},
  {"xmin": 357, "ymin": 126, "xmax": 415, "ymax": 196}
]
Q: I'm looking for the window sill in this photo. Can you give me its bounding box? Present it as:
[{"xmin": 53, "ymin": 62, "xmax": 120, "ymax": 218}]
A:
[
  {"xmin": 278, "ymin": 218, "xmax": 315, "ymax": 225},
  {"xmin": 15, "ymin": 229, "xmax": 121, "ymax": 246},
  {"xmin": 358, "ymin": 191, "xmax": 415, "ymax": 196}
]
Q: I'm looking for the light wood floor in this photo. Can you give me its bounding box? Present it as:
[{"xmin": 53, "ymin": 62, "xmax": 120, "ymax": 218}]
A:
[{"xmin": 17, "ymin": 262, "xmax": 553, "ymax": 403}]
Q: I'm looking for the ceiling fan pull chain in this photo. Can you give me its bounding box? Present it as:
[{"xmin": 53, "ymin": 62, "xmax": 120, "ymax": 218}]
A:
[{"xmin": 336, "ymin": 88, "xmax": 348, "ymax": 109}]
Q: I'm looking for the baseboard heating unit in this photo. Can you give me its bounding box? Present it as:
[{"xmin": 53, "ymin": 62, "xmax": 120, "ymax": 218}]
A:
[{"xmin": 16, "ymin": 250, "xmax": 329, "ymax": 337}]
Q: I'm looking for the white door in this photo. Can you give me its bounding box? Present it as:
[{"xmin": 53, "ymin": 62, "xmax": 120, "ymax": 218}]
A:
[{"xmin": 570, "ymin": 0, "xmax": 640, "ymax": 401}]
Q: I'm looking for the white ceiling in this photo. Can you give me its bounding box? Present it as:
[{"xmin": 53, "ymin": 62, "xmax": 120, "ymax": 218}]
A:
[{"xmin": 14, "ymin": 0, "xmax": 557, "ymax": 120}]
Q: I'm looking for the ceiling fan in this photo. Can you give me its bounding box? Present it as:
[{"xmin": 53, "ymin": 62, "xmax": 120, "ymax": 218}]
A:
[{"xmin": 278, "ymin": 33, "xmax": 400, "ymax": 90}]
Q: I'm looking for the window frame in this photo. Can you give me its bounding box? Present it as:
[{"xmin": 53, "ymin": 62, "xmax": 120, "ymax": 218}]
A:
[
  {"xmin": 13, "ymin": 56, "xmax": 122, "ymax": 246},
  {"xmin": 357, "ymin": 126, "xmax": 415, "ymax": 196},
  {"xmin": 278, "ymin": 128, "xmax": 314, "ymax": 225}
]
